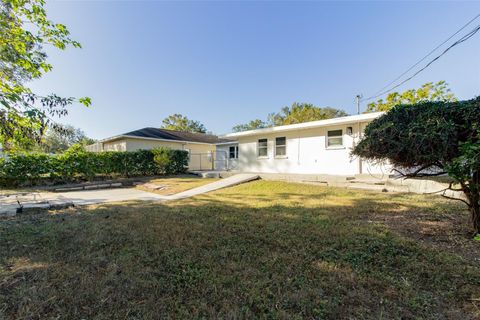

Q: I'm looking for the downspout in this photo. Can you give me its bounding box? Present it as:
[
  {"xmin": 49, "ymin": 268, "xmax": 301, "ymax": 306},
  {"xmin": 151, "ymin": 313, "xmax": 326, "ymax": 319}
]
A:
[
  {"xmin": 357, "ymin": 121, "xmax": 362, "ymax": 174},
  {"xmin": 297, "ymin": 136, "xmax": 300, "ymax": 165}
]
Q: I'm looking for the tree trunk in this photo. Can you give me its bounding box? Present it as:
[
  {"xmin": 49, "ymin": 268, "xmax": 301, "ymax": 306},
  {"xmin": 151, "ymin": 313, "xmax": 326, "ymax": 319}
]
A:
[
  {"xmin": 470, "ymin": 193, "xmax": 480, "ymax": 235},
  {"xmin": 466, "ymin": 172, "xmax": 480, "ymax": 235}
]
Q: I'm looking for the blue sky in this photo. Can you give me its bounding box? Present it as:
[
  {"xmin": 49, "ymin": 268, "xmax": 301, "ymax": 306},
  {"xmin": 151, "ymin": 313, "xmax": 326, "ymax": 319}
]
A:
[{"xmin": 31, "ymin": 1, "xmax": 480, "ymax": 138}]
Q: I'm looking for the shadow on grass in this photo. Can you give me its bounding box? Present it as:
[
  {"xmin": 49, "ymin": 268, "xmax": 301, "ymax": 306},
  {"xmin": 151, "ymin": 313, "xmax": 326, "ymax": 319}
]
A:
[{"xmin": 0, "ymin": 182, "xmax": 479, "ymax": 319}]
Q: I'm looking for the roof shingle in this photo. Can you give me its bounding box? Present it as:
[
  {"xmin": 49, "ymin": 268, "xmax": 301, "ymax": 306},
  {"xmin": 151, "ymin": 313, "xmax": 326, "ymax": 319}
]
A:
[{"xmin": 122, "ymin": 127, "xmax": 233, "ymax": 144}]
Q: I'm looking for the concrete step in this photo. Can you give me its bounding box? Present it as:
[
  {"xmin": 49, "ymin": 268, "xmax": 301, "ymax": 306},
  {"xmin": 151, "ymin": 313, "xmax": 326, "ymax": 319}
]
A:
[
  {"xmin": 300, "ymin": 180, "xmax": 329, "ymax": 186},
  {"xmin": 189, "ymin": 171, "xmax": 222, "ymax": 178},
  {"xmin": 355, "ymin": 173, "xmax": 395, "ymax": 179},
  {"xmin": 348, "ymin": 179, "xmax": 386, "ymax": 185},
  {"xmin": 346, "ymin": 183, "xmax": 388, "ymax": 192}
]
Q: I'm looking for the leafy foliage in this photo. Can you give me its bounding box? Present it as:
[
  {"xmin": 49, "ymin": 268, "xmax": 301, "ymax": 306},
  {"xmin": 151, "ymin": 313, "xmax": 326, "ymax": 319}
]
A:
[
  {"xmin": 152, "ymin": 147, "xmax": 188, "ymax": 175},
  {"xmin": 0, "ymin": 147, "xmax": 189, "ymax": 186},
  {"xmin": 232, "ymin": 119, "xmax": 268, "ymax": 132},
  {"xmin": 39, "ymin": 124, "xmax": 95, "ymax": 153},
  {"xmin": 268, "ymin": 103, "xmax": 348, "ymax": 126},
  {"xmin": 353, "ymin": 97, "xmax": 480, "ymax": 234},
  {"xmin": 161, "ymin": 114, "xmax": 207, "ymax": 133},
  {"xmin": 0, "ymin": 0, "xmax": 90, "ymax": 151},
  {"xmin": 366, "ymin": 81, "xmax": 456, "ymax": 112},
  {"xmin": 232, "ymin": 103, "xmax": 347, "ymax": 132}
]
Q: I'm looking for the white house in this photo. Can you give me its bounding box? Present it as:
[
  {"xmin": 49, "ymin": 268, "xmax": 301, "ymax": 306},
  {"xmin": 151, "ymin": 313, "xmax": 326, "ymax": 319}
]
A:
[
  {"xmin": 215, "ymin": 112, "xmax": 390, "ymax": 176},
  {"xmin": 88, "ymin": 112, "xmax": 390, "ymax": 176}
]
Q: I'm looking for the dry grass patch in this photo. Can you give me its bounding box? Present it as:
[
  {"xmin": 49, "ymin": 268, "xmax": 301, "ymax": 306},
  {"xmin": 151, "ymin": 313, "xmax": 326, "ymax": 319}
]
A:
[
  {"xmin": 135, "ymin": 175, "xmax": 218, "ymax": 195},
  {"xmin": 0, "ymin": 180, "xmax": 479, "ymax": 319}
]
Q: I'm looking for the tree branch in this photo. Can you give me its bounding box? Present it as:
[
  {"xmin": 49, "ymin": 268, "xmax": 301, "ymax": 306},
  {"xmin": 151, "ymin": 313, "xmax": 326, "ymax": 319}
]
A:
[
  {"xmin": 441, "ymin": 188, "xmax": 470, "ymax": 207},
  {"xmin": 393, "ymin": 165, "xmax": 447, "ymax": 179}
]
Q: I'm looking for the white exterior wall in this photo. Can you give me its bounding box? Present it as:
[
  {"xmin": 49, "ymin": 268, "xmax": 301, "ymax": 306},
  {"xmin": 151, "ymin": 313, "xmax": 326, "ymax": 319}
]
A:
[
  {"xmin": 103, "ymin": 140, "xmax": 127, "ymax": 151},
  {"xmin": 216, "ymin": 143, "xmax": 239, "ymax": 171},
  {"xmin": 225, "ymin": 122, "xmax": 390, "ymax": 176}
]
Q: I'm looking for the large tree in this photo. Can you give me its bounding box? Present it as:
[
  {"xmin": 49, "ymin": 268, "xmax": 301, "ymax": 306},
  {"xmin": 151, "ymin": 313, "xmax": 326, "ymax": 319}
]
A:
[
  {"xmin": 232, "ymin": 103, "xmax": 347, "ymax": 132},
  {"xmin": 232, "ymin": 119, "xmax": 268, "ymax": 133},
  {"xmin": 160, "ymin": 114, "xmax": 207, "ymax": 133},
  {"xmin": 268, "ymin": 103, "xmax": 348, "ymax": 126},
  {"xmin": 353, "ymin": 98, "xmax": 480, "ymax": 235},
  {"xmin": 0, "ymin": 0, "xmax": 90, "ymax": 151},
  {"xmin": 366, "ymin": 81, "xmax": 456, "ymax": 112},
  {"xmin": 40, "ymin": 124, "xmax": 95, "ymax": 154}
]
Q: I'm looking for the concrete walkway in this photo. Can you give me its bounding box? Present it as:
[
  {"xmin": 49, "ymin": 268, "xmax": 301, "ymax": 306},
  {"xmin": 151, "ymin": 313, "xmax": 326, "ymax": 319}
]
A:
[{"xmin": 0, "ymin": 174, "xmax": 259, "ymax": 216}]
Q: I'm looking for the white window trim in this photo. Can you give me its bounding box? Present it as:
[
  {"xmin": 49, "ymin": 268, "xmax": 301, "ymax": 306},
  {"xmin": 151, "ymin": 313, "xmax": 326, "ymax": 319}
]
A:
[
  {"xmin": 274, "ymin": 137, "xmax": 288, "ymax": 158},
  {"xmin": 326, "ymin": 129, "xmax": 345, "ymax": 150},
  {"xmin": 257, "ymin": 139, "xmax": 269, "ymax": 158}
]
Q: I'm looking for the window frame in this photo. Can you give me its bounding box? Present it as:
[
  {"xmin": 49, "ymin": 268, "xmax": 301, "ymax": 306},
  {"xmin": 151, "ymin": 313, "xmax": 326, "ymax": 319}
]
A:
[
  {"xmin": 229, "ymin": 145, "xmax": 238, "ymax": 159},
  {"xmin": 274, "ymin": 136, "xmax": 287, "ymax": 158},
  {"xmin": 257, "ymin": 138, "xmax": 268, "ymax": 158},
  {"xmin": 326, "ymin": 129, "xmax": 344, "ymax": 149}
]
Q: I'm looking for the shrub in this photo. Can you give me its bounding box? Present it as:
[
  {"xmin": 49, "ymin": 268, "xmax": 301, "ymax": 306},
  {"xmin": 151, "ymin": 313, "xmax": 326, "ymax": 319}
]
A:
[
  {"xmin": 0, "ymin": 148, "xmax": 189, "ymax": 187},
  {"xmin": 353, "ymin": 97, "xmax": 480, "ymax": 235},
  {"xmin": 152, "ymin": 147, "xmax": 171, "ymax": 174},
  {"xmin": 152, "ymin": 147, "xmax": 189, "ymax": 175}
]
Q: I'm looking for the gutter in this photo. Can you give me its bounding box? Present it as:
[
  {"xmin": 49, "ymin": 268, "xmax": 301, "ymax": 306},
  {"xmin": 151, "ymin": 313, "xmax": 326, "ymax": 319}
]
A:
[{"xmin": 223, "ymin": 112, "xmax": 384, "ymax": 138}]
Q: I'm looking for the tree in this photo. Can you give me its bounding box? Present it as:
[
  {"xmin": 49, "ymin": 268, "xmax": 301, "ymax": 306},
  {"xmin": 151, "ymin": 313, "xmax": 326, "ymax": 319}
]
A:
[
  {"xmin": 232, "ymin": 103, "xmax": 347, "ymax": 132},
  {"xmin": 268, "ymin": 103, "xmax": 348, "ymax": 126},
  {"xmin": 353, "ymin": 98, "xmax": 480, "ymax": 235},
  {"xmin": 0, "ymin": 0, "xmax": 90, "ymax": 151},
  {"xmin": 160, "ymin": 114, "xmax": 207, "ymax": 133},
  {"xmin": 232, "ymin": 119, "xmax": 268, "ymax": 132},
  {"xmin": 40, "ymin": 124, "xmax": 95, "ymax": 154},
  {"xmin": 366, "ymin": 81, "xmax": 456, "ymax": 112}
]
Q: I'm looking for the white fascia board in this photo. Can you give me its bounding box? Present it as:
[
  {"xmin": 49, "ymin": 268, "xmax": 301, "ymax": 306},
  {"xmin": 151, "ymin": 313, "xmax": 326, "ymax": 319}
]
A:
[
  {"xmin": 222, "ymin": 112, "xmax": 384, "ymax": 138},
  {"xmin": 215, "ymin": 141, "xmax": 239, "ymax": 146},
  {"xmin": 99, "ymin": 135, "xmax": 216, "ymax": 146}
]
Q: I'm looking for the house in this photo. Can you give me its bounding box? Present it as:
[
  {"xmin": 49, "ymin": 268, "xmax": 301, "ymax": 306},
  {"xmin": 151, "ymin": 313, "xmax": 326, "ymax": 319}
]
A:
[
  {"xmin": 216, "ymin": 112, "xmax": 389, "ymax": 176},
  {"xmin": 88, "ymin": 112, "xmax": 390, "ymax": 176},
  {"xmin": 85, "ymin": 128, "xmax": 233, "ymax": 171}
]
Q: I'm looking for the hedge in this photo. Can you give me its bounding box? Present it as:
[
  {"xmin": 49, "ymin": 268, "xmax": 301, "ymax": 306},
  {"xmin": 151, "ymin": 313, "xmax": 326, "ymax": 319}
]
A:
[{"xmin": 0, "ymin": 147, "xmax": 189, "ymax": 187}]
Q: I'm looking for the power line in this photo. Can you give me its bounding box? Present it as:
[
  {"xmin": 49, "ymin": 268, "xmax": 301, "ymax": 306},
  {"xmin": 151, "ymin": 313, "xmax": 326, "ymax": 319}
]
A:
[
  {"xmin": 362, "ymin": 14, "xmax": 480, "ymax": 102},
  {"xmin": 370, "ymin": 13, "xmax": 480, "ymax": 98}
]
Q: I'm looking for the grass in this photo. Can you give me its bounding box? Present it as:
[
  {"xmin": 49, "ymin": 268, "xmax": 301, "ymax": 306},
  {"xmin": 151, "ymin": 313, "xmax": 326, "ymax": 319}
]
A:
[
  {"xmin": 1, "ymin": 180, "xmax": 479, "ymax": 319},
  {"xmin": 135, "ymin": 175, "xmax": 218, "ymax": 195}
]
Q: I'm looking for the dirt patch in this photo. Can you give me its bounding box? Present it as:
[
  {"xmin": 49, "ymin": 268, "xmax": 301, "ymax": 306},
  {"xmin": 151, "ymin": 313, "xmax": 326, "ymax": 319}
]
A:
[{"xmin": 368, "ymin": 205, "xmax": 479, "ymax": 263}]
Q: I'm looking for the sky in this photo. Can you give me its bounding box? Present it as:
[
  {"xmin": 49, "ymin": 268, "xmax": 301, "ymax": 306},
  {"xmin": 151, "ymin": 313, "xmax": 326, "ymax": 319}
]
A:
[{"xmin": 31, "ymin": 1, "xmax": 480, "ymax": 139}]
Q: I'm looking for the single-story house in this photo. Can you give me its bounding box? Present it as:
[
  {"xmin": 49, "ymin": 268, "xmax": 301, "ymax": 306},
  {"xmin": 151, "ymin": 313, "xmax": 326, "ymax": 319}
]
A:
[
  {"xmin": 85, "ymin": 128, "xmax": 233, "ymax": 171},
  {"xmin": 215, "ymin": 112, "xmax": 389, "ymax": 175},
  {"xmin": 88, "ymin": 112, "xmax": 390, "ymax": 176}
]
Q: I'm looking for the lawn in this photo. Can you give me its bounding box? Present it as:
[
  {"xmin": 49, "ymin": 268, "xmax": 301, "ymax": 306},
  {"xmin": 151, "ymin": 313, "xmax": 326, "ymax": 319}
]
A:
[{"xmin": 1, "ymin": 180, "xmax": 479, "ymax": 319}]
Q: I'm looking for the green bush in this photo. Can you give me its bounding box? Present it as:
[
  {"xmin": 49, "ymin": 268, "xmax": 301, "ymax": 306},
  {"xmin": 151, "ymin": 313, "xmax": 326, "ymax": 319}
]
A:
[
  {"xmin": 0, "ymin": 147, "xmax": 189, "ymax": 187},
  {"xmin": 152, "ymin": 147, "xmax": 189, "ymax": 175},
  {"xmin": 353, "ymin": 97, "xmax": 480, "ymax": 234}
]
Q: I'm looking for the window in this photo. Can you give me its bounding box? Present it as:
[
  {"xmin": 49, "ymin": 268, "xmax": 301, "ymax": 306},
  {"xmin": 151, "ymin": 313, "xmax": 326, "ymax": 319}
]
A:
[
  {"xmin": 275, "ymin": 137, "xmax": 286, "ymax": 157},
  {"xmin": 229, "ymin": 146, "xmax": 238, "ymax": 159},
  {"xmin": 327, "ymin": 129, "xmax": 343, "ymax": 148},
  {"xmin": 258, "ymin": 139, "xmax": 268, "ymax": 157}
]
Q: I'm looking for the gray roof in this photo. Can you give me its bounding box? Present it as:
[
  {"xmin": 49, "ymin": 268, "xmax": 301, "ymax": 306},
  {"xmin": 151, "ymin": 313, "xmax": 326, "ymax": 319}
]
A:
[{"xmin": 121, "ymin": 127, "xmax": 233, "ymax": 144}]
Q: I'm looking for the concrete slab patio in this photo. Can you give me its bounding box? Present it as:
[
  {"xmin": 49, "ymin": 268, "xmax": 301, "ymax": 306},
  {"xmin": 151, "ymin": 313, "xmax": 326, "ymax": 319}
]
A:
[{"xmin": 0, "ymin": 174, "xmax": 259, "ymax": 216}]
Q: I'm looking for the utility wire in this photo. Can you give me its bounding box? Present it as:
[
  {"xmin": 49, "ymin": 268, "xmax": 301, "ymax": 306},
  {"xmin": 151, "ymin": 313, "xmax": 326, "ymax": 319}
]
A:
[
  {"xmin": 370, "ymin": 13, "xmax": 480, "ymax": 98},
  {"xmin": 362, "ymin": 14, "xmax": 480, "ymax": 102}
]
